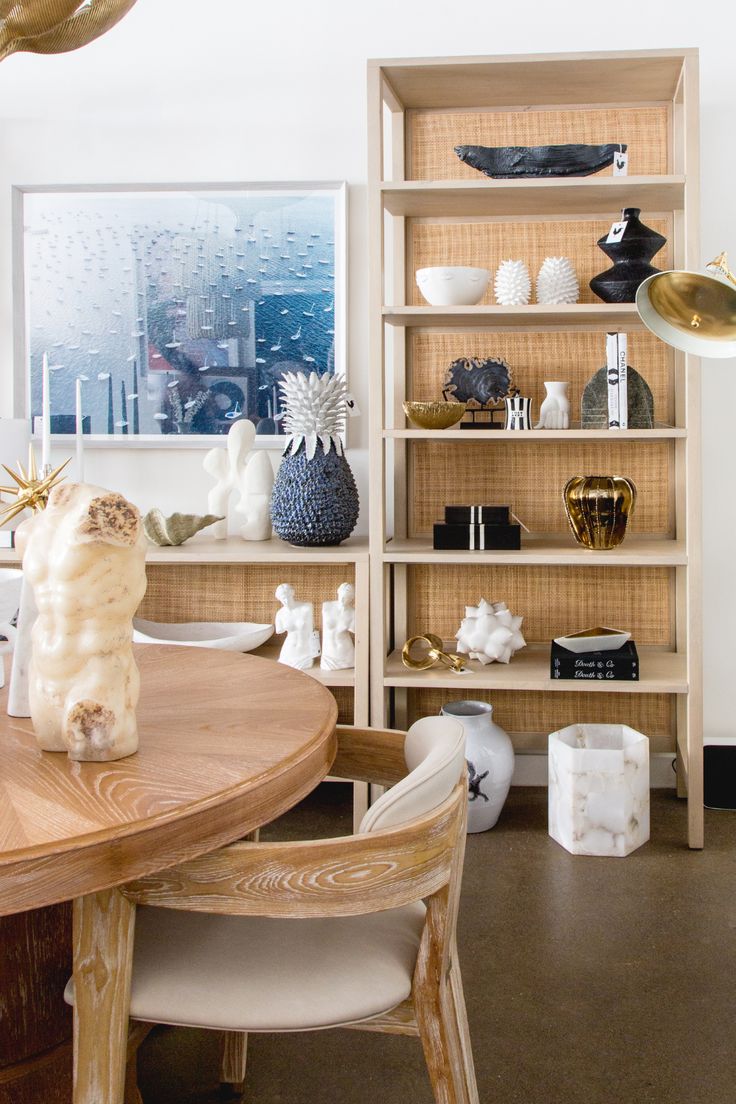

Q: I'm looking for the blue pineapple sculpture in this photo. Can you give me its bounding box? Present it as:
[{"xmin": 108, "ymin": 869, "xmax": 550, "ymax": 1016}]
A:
[{"xmin": 271, "ymin": 371, "xmax": 359, "ymax": 546}]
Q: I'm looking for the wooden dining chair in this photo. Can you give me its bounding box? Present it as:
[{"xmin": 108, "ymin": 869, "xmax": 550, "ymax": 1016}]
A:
[{"xmin": 68, "ymin": 718, "xmax": 478, "ymax": 1104}]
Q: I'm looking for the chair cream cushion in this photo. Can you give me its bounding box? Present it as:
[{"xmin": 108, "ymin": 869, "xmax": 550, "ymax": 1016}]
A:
[
  {"xmin": 359, "ymin": 716, "xmax": 465, "ymax": 833},
  {"xmin": 65, "ymin": 901, "xmax": 426, "ymax": 1033}
]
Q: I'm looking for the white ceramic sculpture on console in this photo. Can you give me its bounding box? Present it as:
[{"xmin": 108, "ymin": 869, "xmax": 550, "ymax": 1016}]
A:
[
  {"xmin": 0, "ymin": 568, "xmax": 22, "ymax": 692},
  {"xmin": 493, "ymin": 260, "xmax": 531, "ymax": 306},
  {"xmin": 203, "ymin": 419, "xmax": 256, "ymax": 539},
  {"xmin": 455, "ymin": 599, "xmax": 526, "ymax": 665},
  {"xmin": 236, "ymin": 449, "xmax": 274, "ymax": 541},
  {"xmin": 548, "ymin": 723, "xmax": 650, "ymax": 856},
  {"xmin": 440, "ymin": 700, "xmax": 515, "ymax": 832},
  {"xmin": 275, "ymin": 583, "xmax": 318, "ymax": 671},
  {"xmin": 16, "ymin": 483, "xmax": 148, "ymax": 760},
  {"xmin": 534, "ymin": 381, "xmax": 571, "ymax": 429},
  {"xmin": 535, "ymin": 257, "xmax": 579, "ymax": 304},
  {"xmin": 321, "ymin": 582, "xmax": 355, "ymax": 671}
]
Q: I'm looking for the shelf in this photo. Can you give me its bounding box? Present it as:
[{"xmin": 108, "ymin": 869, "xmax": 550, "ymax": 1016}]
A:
[
  {"xmin": 383, "ymin": 535, "xmax": 687, "ymax": 566},
  {"xmin": 382, "ymin": 304, "xmax": 644, "ymax": 329},
  {"xmin": 251, "ymin": 639, "xmax": 355, "ymax": 688},
  {"xmin": 384, "ymin": 644, "xmax": 687, "ymax": 694},
  {"xmin": 381, "ymin": 176, "xmax": 685, "ymax": 218},
  {"xmin": 145, "ymin": 536, "xmax": 369, "ymax": 565},
  {"xmin": 374, "ymin": 50, "xmax": 691, "ymax": 109},
  {"xmin": 385, "ymin": 426, "xmax": 685, "ymax": 441}
]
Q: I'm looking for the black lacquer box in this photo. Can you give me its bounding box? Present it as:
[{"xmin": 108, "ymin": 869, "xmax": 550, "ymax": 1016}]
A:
[
  {"xmin": 550, "ymin": 640, "xmax": 639, "ymax": 681},
  {"xmin": 444, "ymin": 505, "xmax": 511, "ymax": 525},
  {"xmin": 433, "ymin": 522, "xmax": 521, "ymax": 550}
]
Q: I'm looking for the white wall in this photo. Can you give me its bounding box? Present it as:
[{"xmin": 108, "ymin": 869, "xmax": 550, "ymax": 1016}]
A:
[{"xmin": 0, "ymin": 0, "xmax": 734, "ymax": 736}]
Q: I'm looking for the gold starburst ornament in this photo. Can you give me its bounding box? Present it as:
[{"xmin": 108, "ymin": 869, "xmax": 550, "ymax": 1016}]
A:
[{"xmin": 0, "ymin": 447, "xmax": 70, "ymax": 525}]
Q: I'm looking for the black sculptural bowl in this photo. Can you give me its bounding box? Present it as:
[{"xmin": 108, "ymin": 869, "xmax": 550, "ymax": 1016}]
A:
[{"xmin": 454, "ymin": 143, "xmax": 627, "ymax": 179}]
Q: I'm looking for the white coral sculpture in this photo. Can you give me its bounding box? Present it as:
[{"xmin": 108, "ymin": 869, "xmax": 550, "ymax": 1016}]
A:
[
  {"xmin": 535, "ymin": 257, "xmax": 579, "ymax": 305},
  {"xmin": 279, "ymin": 371, "xmax": 348, "ymax": 460},
  {"xmin": 455, "ymin": 599, "xmax": 526, "ymax": 665},
  {"xmin": 494, "ymin": 260, "xmax": 531, "ymax": 306}
]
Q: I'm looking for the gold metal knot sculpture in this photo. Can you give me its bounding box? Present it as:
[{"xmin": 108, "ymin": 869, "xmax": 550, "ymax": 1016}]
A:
[{"xmin": 401, "ymin": 633, "xmax": 466, "ymax": 673}]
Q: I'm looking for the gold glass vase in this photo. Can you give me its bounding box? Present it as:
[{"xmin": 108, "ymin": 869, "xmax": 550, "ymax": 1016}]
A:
[{"xmin": 563, "ymin": 475, "xmax": 637, "ymax": 550}]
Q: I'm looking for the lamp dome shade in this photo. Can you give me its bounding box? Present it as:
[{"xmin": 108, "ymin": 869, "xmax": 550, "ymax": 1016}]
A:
[{"xmin": 636, "ymin": 270, "xmax": 736, "ymax": 358}]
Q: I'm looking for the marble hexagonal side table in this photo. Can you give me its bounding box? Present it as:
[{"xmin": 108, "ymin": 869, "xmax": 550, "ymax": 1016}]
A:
[{"xmin": 548, "ymin": 723, "xmax": 650, "ymax": 856}]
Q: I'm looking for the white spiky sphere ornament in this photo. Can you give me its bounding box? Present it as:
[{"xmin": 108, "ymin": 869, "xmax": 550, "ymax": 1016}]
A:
[
  {"xmin": 455, "ymin": 599, "xmax": 526, "ymax": 665},
  {"xmin": 279, "ymin": 370, "xmax": 348, "ymax": 460},
  {"xmin": 493, "ymin": 260, "xmax": 532, "ymax": 306},
  {"xmin": 535, "ymin": 257, "xmax": 579, "ymax": 304}
]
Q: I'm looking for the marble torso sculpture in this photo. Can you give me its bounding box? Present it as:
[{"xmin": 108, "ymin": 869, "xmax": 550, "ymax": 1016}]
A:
[
  {"xmin": 321, "ymin": 582, "xmax": 355, "ymax": 670},
  {"xmin": 203, "ymin": 420, "xmax": 256, "ymax": 540},
  {"xmin": 275, "ymin": 583, "xmax": 317, "ymax": 670},
  {"xmin": 455, "ymin": 599, "xmax": 526, "ymax": 665},
  {"xmin": 16, "ymin": 483, "xmax": 147, "ymax": 761}
]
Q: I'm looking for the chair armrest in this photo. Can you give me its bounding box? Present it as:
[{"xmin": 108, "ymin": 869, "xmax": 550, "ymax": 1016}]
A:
[
  {"xmin": 122, "ymin": 783, "xmax": 464, "ymax": 919},
  {"xmin": 330, "ymin": 725, "xmax": 407, "ymax": 786}
]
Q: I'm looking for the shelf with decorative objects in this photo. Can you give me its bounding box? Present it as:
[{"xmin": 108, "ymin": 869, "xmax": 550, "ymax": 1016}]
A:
[{"xmin": 368, "ymin": 48, "xmax": 702, "ymax": 846}]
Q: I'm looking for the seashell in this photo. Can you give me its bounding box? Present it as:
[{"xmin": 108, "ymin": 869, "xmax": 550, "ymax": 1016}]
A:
[{"xmin": 142, "ymin": 509, "xmax": 224, "ymax": 546}]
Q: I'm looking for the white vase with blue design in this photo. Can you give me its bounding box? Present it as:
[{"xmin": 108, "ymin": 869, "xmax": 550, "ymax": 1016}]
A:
[
  {"xmin": 270, "ymin": 371, "xmax": 359, "ymax": 546},
  {"xmin": 440, "ymin": 700, "xmax": 514, "ymax": 831}
]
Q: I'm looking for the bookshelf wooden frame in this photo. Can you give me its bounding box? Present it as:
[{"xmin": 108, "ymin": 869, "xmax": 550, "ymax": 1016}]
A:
[{"xmin": 367, "ymin": 49, "xmax": 703, "ymax": 847}]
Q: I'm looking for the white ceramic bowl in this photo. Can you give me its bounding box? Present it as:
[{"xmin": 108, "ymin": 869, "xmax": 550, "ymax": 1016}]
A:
[
  {"xmin": 133, "ymin": 619, "xmax": 274, "ymax": 652},
  {"xmin": 415, "ymin": 266, "xmax": 490, "ymax": 306},
  {"xmin": 554, "ymin": 627, "xmax": 631, "ymax": 654}
]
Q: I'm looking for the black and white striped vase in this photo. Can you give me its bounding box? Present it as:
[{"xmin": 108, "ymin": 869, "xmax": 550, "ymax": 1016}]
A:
[{"xmin": 504, "ymin": 395, "xmax": 533, "ymax": 430}]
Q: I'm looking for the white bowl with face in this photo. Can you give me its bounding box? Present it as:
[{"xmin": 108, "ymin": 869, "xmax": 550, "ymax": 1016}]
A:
[
  {"xmin": 415, "ymin": 266, "xmax": 490, "ymax": 306},
  {"xmin": 133, "ymin": 619, "xmax": 274, "ymax": 652}
]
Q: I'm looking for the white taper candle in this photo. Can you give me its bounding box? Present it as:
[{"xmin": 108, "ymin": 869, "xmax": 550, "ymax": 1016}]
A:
[
  {"xmin": 41, "ymin": 352, "xmax": 50, "ymax": 472},
  {"xmin": 75, "ymin": 377, "xmax": 84, "ymax": 482}
]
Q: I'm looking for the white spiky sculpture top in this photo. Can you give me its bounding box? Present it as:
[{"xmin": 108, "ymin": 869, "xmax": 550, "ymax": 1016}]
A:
[
  {"xmin": 535, "ymin": 257, "xmax": 579, "ymax": 305},
  {"xmin": 494, "ymin": 260, "xmax": 532, "ymax": 306},
  {"xmin": 455, "ymin": 599, "xmax": 526, "ymax": 665},
  {"xmin": 279, "ymin": 371, "xmax": 348, "ymax": 460}
]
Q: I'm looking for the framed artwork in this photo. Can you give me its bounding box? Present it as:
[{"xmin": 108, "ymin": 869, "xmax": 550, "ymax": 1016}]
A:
[{"xmin": 13, "ymin": 182, "xmax": 347, "ymax": 447}]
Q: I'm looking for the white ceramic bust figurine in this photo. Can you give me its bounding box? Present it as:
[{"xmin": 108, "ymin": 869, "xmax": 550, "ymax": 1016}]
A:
[
  {"xmin": 236, "ymin": 449, "xmax": 274, "ymax": 542},
  {"xmin": 203, "ymin": 419, "xmax": 256, "ymax": 539},
  {"xmin": 275, "ymin": 583, "xmax": 317, "ymax": 670},
  {"xmin": 320, "ymin": 582, "xmax": 356, "ymax": 670}
]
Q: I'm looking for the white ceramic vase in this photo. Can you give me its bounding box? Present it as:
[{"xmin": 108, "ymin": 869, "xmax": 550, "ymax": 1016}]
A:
[{"xmin": 440, "ymin": 700, "xmax": 514, "ymax": 831}]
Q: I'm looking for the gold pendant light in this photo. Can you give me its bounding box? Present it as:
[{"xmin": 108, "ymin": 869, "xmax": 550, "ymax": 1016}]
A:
[
  {"xmin": 636, "ymin": 253, "xmax": 736, "ymax": 358},
  {"xmin": 0, "ymin": 1, "xmax": 137, "ymax": 62}
]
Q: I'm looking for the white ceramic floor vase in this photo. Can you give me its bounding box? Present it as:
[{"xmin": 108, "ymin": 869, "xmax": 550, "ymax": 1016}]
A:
[
  {"xmin": 8, "ymin": 577, "xmax": 37, "ymax": 718},
  {"xmin": 440, "ymin": 700, "xmax": 514, "ymax": 831}
]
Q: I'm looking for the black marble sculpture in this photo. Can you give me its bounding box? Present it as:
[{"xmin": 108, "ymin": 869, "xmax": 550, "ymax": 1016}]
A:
[
  {"xmin": 443, "ymin": 356, "xmax": 513, "ymax": 407},
  {"xmin": 581, "ymin": 364, "xmax": 654, "ymax": 429},
  {"xmin": 454, "ymin": 142, "xmax": 627, "ymax": 179},
  {"xmin": 589, "ymin": 208, "xmax": 666, "ymax": 304}
]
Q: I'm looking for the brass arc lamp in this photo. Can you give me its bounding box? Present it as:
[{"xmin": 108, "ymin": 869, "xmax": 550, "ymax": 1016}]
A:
[{"xmin": 636, "ymin": 252, "xmax": 736, "ymax": 358}]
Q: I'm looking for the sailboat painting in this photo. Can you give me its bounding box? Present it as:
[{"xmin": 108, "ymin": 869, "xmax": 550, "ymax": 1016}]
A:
[{"xmin": 17, "ymin": 183, "xmax": 346, "ymax": 446}]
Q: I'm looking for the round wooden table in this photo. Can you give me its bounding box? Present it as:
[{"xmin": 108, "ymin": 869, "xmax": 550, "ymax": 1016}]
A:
[{"xmin": 0, "ymin": 645, "xmax": 337, "ymax": 1104}]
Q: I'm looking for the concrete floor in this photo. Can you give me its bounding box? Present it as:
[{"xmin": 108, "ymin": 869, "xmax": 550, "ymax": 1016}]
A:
[{"xmin": 136, "ymin": 786, "xmax": 736, "ymax": 1104}]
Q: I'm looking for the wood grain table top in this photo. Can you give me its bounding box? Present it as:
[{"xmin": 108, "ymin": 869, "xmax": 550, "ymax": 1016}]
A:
[{"xmin": 0, "ymin": 645, "xmax": 337, "ymax": 915}]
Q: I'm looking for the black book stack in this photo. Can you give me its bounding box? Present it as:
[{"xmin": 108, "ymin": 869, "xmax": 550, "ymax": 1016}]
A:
[
  {"xmin": 550, "ymin": 640, "xmax": 639, "ymax": 681},
  {"xmin": 433, "ymin": 505, "xmax": 521, "ymax": 551}
]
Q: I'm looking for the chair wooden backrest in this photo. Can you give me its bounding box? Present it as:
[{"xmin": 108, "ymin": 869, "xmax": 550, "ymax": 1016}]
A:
[{"xmin": 122, "ymin": 719, "xmax": 467, "ymax": 923}]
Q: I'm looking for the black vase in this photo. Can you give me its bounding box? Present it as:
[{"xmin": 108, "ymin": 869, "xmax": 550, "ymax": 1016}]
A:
[{"xmin": 589, "ymin": 208, "xmax": 666, "ymax": 304}]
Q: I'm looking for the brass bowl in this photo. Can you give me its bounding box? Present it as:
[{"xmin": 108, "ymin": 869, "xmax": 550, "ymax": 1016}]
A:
[{"xmin": 402, "ymin": 400, "xmax": 466, "ymax": 430}]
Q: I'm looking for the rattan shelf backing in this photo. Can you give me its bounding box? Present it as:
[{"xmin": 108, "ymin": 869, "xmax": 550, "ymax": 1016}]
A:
[
  {"xmin": 407, "ymin": 686, "xmax": 675, "ymax": 750},
  {"xmin": 408, "ymin": 105, "xmax": 669, "ymax": 181},
  {"xmin": 410, "ymin": 330, "xmax": 672, "ymax": 424},
  {"xmin": 408, "ymin": 563, "xmax": 672, "ymax": 646},
  {"xmin": 140, "ymin": 563, "xmax": 355, "ymax": 625},
  {"xmin": 408, "ymin": 217, "xmax": 672, "ymax": 306},
  {"xmin": 409, "ymin": 438, "xmax": 671, "ymax": 536}
]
